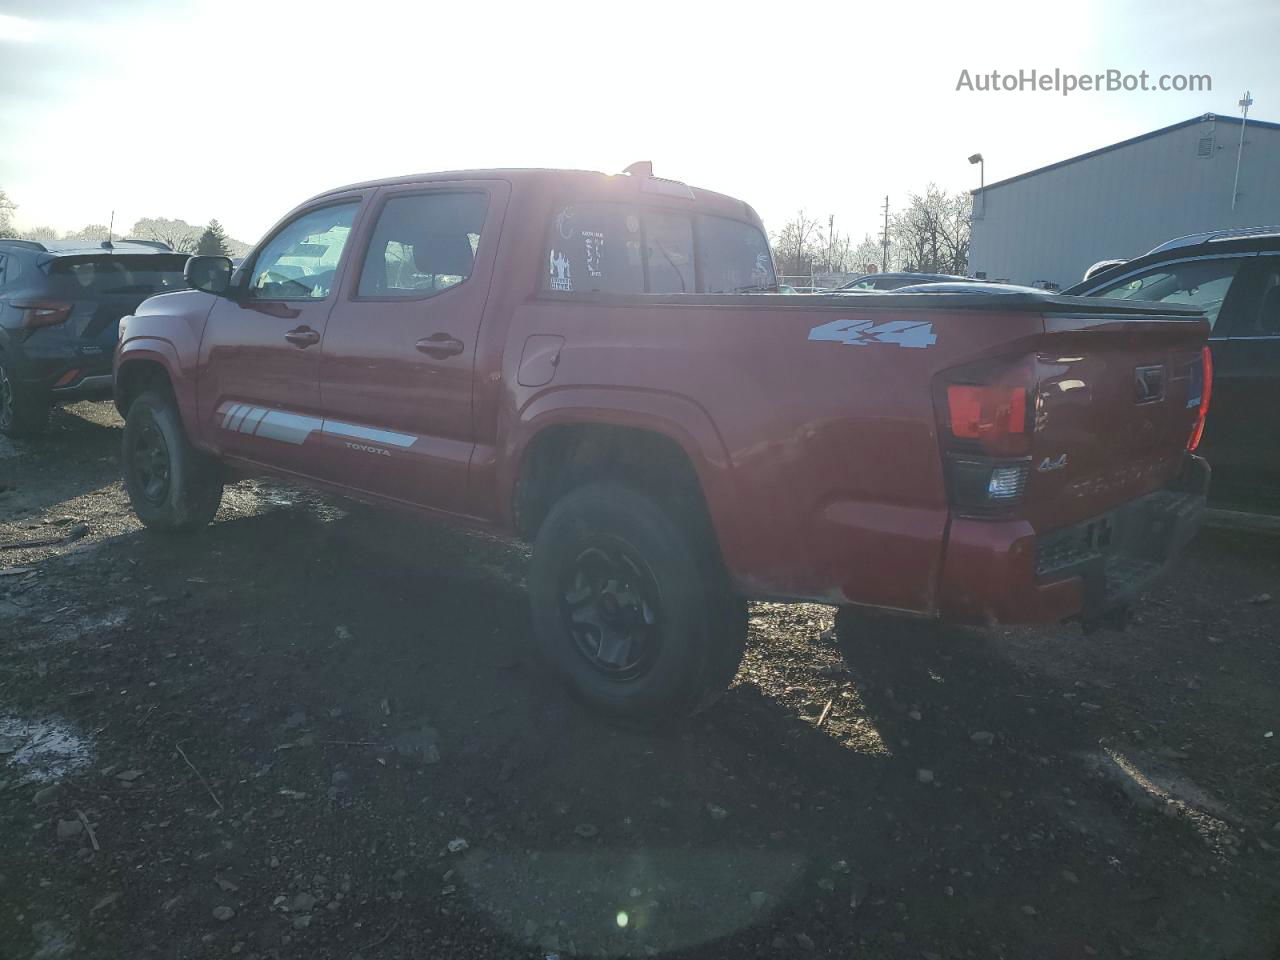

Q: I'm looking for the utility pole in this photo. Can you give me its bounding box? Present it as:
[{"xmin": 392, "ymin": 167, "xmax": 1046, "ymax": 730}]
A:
[
  {"xmin": 1232, "ymin": 90, "xmax": 1252, "ymax": 211},
  {"xmin": 880, "ymin": 195, "xmax": 890, "ymax": 272},
  {"xmin": 107, "ymin": 210, "xmax": 114, "ymax": 243},
  {"xmin": 827, "ymin": 213, "xmax": 834, "ymax": 273}
]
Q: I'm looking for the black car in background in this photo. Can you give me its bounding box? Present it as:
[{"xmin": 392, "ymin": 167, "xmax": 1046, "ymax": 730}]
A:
[
  {"xmin": 835, "ymin": 271, "xmax": 978, "ymax": 292},
  {"xmin": 1066, "ymin": 227, "xmax": 1280, "ymax": 506},
  {"xmin": 0, "ymin": 239, "xmax": 189, "ymax": 436}
]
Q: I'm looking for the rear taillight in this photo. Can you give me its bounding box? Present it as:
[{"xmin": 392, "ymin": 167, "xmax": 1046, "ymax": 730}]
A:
[
  {"xmin": 936, "ymin": 357, "xmax": 1036, "ymax": 516},
  {"xmin": 13, "ymin": 300, "xmax": 72, "ymax": 330},
  {"xmin": 946, "ymin": 385, "xmax": 1028, "ymax": 448},
  {"xmin": 1187, "ymin": 345, "xmax": 1213, "ymax": 452}
]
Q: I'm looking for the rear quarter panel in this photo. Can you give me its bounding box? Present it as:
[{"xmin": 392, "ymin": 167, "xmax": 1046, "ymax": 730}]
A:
[{"xmin": 500, "ymin": 296, "xmax": 1044, "ymax": 613}]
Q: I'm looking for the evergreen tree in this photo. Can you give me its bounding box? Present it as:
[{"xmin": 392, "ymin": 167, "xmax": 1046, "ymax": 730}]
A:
[{"xmin": 196, "ymin": 219, "xmax": 231, "ymax": 257}]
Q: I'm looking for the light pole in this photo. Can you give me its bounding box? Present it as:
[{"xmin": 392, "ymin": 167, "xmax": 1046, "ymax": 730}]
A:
[
  {"xmin": 1232, "ymin": 91, "xmax": 1252, "ymax": 211},
  {"xmin": 968, "ymin": 153, "xmax": 985, "ymax": 218}
]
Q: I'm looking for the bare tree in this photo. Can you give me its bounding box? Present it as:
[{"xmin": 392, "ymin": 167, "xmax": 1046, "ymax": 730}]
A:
[
  {"xmin": 130, "ymin": 217, "xmax": 200, "ymax": 254},
  {"xmin": 770, "ymin": 210, "xmax": 825, "ymax": 277},
  {"xmin": 822, "ymin": 230, "xmax": 857, "ymax": 273},
  {"xmin": 889, "ymin": 185, "xmax": 971, "ymax": 275},
  {"xmin": 935, "ymin": 192, "xmax": 972, "ymax": 275},
  {"xmin": 22, "ymin": 225, "xmax": 60, "ymax": 242},
  {"xmin": 849, "ymin": 233, "xmax": 884, "ymax": 275},
  {"xmin": 63, "ymin": 224, "xmax": 112, "ymax": 242},
  {"xmin": 0, "ymin": 190, "xmax": 16, "ymax": 236}
]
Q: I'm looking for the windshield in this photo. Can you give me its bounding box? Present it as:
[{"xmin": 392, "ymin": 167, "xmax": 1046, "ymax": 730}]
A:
[
  {"xmin": 843, "ymin": 276, "xmax": 912, "ymax": 291},
  {"xmin": 1091, "ymin": 258, "xmax": 1242, "ymax": 327}
]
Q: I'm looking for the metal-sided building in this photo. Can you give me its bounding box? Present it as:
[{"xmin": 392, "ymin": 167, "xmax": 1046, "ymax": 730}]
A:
[{"xmin": 967, "ymin": 113, "xmax": 1280, "ymax": 289}]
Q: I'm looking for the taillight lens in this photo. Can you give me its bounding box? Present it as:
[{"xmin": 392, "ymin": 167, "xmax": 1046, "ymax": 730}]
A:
[
  {"xmin": 13, "ymin": 300, "xmax": 72, "ymax": 330},
  {"xmin": 1187, "ymin": 345, "xmax": 1213, "ymax": 451},
  {"xmin": 936, "ymin": 356, "xmax": 1037, "ymax": 516},
  {"xmin": 946, "ymin": 385, "xmax": 1028, "ymax": 449}
]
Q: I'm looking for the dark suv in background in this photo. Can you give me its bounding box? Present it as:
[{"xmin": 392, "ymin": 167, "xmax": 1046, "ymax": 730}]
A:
[
  {"xmin": 0, "ymin": 239, "xmax": 189, "ymax": 436},
  {"xmin": 835, "ymin": 272, "xmax": 977, "ymax": 291},
  {"xmin": 1066, "ymin": 227, "xmax": 1280, "ymax": 506}
]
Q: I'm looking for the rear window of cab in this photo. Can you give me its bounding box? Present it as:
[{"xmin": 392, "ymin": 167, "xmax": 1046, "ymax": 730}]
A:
[{"xmin": 545, "ymin": 202, "xmax": 774, "ymax": 295}]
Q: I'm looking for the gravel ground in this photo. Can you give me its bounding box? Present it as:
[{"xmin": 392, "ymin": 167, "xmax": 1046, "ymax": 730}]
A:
[{"xmin": 1, "ymin": 402, "xmax": 1278, "ymax": 960}]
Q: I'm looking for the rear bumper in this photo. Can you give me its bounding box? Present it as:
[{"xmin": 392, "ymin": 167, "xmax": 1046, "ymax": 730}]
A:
[
  {"xmin": 937, "ymin": 455, "xmax": 1209, "ymax": 625},
  {"xmin": 6, "ymin": 338, "xmax": 114, "ymax": 400},
  {"xmin": 50, "ymin": 372, "xmax": 114, "ymax": 401}
]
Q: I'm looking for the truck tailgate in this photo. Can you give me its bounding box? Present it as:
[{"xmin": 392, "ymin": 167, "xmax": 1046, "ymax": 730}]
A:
[{"xmin": 1025, "ymin": 306, "xmax": 1209, "ymax": 533}]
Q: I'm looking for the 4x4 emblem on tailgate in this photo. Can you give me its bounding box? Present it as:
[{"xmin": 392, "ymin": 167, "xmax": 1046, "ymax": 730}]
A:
[
  {"xmin": 1134, "ymin": 364, "xmax": 1166, "ymax": 404},
  {"xmin": 1038, "ymin": 454, "xmax": 1069, "ymax": 472},
  {"xmin": 808, "ymin": 318, "xmax": 937, "ymax": 349}
]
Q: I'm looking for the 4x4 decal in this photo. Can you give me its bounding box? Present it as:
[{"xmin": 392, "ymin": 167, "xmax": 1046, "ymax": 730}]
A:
[{"xmin": 808, "ymin": 317, "xmax": 937, "ymax": 349}]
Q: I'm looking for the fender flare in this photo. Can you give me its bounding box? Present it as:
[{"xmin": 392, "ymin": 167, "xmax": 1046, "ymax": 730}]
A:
[
  {"xmin": 499, "ymin": 385, "xmax": 735, "ymax": 530},
  {"xmin": 114, "ymin": 337, "xmax": 192, "ymax": 422}
]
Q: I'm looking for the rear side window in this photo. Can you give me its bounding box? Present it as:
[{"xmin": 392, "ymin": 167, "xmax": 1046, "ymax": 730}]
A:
[
  {"xmin": 1219, "ymin": 257, "xmax": 1280, "ymax": 337},
  {"xmin": 46, "ymin": 254, "xmax": 188, "ymax": 296},
  {"xmin": 0, "ymin": 254, "xmax": 7, "ymax": 290},
  {"xmin": 357, "ymin": 192, "xmax": 488, "ymax": 298},
  {"xmin": 644, "ymin": 211, "xmax": 694, "ymax": 293},
  {"xmin": 1254, "ymin": 262, "xmax": 1280, "ymax": 336},
  {"xmin": 698, "ymin": 215, "xmax": 775, "ymax": 293},
  {"xmin": 545, "ymin": 202, "xmax": 771, "ymax": 295},
  {"xmin": 547, "ymin": 203, "xmax": 644, "ymax": 294},
  {"xmin": 248, "ymin": 202, "xmax": 359, "ymax": 300},
  {"xmin": 1091, "ymin": 258, "xmax": 1242, "ymax": 328}
]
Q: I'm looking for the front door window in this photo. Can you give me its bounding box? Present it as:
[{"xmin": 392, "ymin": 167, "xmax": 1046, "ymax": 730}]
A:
[{"xmin": 247, "ymin": 203, "xmax": 359, "ymax": 300}]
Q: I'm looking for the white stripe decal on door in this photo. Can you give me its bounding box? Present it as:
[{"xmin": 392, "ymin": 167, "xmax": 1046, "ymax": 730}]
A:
[
  {"xmin": 255, "ymin": 410, "xmax": 324, "ymax": 445},
  {"xmin": 215, "ymin": 402, "xmax": 417, "ymax": 449},
  {"xmin": 320, "ymin": 420, "xmax": 417, "ymax": 448}
]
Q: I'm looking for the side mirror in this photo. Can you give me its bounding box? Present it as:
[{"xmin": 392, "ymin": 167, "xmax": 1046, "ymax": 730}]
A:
[{"xmin": 184, "ymin": 255, "xmax": 234, "ymax": 296}]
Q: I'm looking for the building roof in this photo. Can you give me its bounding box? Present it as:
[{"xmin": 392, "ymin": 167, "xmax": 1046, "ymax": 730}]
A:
[{"xmin": 973, "ymin": 113, "xmax": 1280, "ymax": 194}]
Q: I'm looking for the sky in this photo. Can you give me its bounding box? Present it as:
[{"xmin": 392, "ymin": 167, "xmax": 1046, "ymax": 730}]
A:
[{"xmin": 1, "ymin": 0, "xmax": 1277, "ymax": 248}]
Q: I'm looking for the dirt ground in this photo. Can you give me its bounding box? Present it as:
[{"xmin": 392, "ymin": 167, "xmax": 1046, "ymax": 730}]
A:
[{"xmin": 1, "ymin": 402, "xmax": 1278, "ymax": 960}]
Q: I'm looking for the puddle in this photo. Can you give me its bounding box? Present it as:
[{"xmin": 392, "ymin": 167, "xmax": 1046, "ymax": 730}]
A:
[{"xmin": 0, "ymin": 715, "xmax": 95, "ymax": 784}]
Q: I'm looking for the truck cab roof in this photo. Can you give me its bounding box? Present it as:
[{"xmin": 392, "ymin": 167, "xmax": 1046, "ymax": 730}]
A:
[{"xmin": 311, "ymin": 167, "xmax": 764, "ymax": 228}]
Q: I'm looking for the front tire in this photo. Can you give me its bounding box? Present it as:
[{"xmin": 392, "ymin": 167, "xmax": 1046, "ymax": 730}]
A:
[
  {"xmin": 529, "ymin": 483, "xmax": 747, "ymax": 724},
  {"xmin": 122, "ymin": 390, "xmax": 223, "ymax": 532},
  {"xmin": 0, "ymin": 361, "xmax": 50, "ymax": 437}
]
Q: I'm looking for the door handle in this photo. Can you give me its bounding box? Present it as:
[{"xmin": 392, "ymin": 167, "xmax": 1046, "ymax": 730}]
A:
[
  {"xmin": 284, "ymin": 326, "xmax": 321, "ymax": 348},
  {"xmin": 416, "ymin": 333, "xmax": 465, "ymax": 359}
]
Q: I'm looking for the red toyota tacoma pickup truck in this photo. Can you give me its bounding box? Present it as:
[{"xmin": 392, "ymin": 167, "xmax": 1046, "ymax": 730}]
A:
[{"xmin": 114, "ymin": 166, "xmax": 1211, "ymax": 722}]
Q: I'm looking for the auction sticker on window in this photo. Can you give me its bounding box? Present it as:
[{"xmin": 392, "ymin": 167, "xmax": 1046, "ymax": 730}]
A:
[{"xmin": 808, "ymin": 318, "xmax": 937, "ymax": 348}]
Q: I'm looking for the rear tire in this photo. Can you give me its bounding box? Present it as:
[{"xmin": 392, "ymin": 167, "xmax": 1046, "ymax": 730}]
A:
[
  {"xmin": 529, "ymin": 483, "xmax": 746, "ymax": 725},
  {"xmin": 122, "ymin": 389, "xmax": 223, "ymax": 532},
  {"xmin": 0, "ymin": 361, "xmax": 50, "ymax": 437}
]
